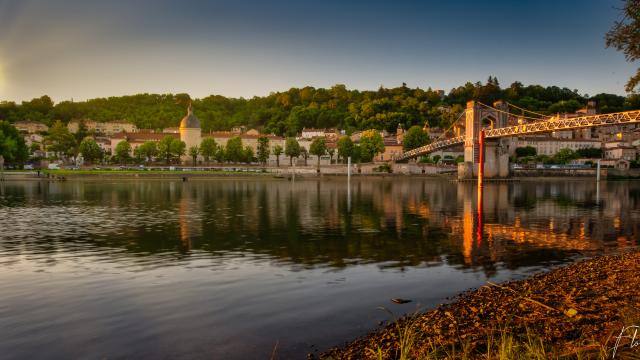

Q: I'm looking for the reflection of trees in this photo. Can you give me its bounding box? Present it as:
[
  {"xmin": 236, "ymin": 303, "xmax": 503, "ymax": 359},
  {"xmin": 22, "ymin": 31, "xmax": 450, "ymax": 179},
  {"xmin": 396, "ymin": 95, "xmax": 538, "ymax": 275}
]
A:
[{"xmin": 0, "ymin": 179, "xmax": 639, "ymax": 276}]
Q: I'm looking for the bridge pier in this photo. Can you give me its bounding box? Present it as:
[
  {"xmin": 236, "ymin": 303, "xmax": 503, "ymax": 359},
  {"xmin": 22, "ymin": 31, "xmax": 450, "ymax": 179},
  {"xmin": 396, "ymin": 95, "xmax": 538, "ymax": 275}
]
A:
[
  {"xmin": 458, "ymin": 100, "xmax": 510, "ymax": 180},
  {"xmin": 458, "ymin": 140, "xmax": 509, "ymax": 180}
]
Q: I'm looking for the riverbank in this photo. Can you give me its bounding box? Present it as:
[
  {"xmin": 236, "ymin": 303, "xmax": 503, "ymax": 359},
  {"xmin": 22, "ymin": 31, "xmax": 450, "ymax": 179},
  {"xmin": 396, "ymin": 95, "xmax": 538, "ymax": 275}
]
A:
[{"xmin": 322, "ymin": 250, "xmax": 640, "ymax": 359}]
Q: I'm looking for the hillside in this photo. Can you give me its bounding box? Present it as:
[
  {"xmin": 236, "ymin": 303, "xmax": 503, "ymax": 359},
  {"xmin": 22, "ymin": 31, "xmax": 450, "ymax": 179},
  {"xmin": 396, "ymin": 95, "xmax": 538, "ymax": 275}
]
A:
[{"xmin": 2, "ymin": 79, "xmax": 639, "ymax": 136}]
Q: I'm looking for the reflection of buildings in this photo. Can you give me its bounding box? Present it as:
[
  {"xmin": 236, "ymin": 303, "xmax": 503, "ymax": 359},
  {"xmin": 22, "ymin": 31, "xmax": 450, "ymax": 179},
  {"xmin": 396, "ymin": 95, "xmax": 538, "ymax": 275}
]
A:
[{"xmin": 3, "ymin": 179, "xmax": 639, "ymax": 274}]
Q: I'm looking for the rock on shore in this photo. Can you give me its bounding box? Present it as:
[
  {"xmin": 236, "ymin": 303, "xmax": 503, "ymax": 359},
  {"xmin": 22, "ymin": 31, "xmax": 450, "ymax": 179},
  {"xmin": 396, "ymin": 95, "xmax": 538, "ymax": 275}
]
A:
[{"xmin": 322, "ymin": 250, "xmax": 640, "ymax": 359}]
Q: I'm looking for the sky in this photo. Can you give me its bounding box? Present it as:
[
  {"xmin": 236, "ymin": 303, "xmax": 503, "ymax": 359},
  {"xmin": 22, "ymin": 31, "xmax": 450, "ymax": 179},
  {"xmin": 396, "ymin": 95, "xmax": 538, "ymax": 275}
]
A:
[{"xmin": 0, "ymin": 0, "xmax": 635, "ymax": 102}]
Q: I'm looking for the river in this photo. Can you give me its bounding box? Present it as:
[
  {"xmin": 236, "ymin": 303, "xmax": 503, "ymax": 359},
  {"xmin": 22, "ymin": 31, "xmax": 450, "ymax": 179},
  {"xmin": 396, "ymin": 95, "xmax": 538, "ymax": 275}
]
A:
[{"xmin": 0, "ymin": 178, "xmax": 638, "ymax": 359}]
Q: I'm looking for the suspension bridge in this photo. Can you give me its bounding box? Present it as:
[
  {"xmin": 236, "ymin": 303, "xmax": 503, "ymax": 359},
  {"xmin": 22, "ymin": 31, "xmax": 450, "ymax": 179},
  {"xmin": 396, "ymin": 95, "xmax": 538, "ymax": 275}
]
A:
[{"xmin": 398, "ymin": 100, "xmax": 640, "ymax": 179}]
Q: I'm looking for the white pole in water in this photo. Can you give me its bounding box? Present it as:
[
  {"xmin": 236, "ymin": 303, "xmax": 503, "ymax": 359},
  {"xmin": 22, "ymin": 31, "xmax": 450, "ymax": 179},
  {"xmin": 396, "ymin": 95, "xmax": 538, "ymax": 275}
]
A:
[
  {"xmin": 347, "ymin": 156, "xmax": 352, "ymax": 212},
  {"xmin": 596, "ymin": 159, "xmax": 601, "ymax": 182}
]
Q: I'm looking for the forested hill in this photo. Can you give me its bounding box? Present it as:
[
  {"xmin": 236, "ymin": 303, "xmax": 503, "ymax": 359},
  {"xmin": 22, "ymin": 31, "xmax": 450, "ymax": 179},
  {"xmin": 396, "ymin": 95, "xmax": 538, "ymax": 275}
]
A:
[{"xmin": 2, "ymin": 79, "xmax": 639, "ymax": 136}]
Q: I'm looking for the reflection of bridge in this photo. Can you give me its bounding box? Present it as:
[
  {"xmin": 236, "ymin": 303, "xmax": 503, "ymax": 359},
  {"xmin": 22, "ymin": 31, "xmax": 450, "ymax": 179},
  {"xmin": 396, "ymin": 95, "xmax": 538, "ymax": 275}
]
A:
[{"xmin": 398, "ymin": 100, "xmax": 640, "ymax": 179}]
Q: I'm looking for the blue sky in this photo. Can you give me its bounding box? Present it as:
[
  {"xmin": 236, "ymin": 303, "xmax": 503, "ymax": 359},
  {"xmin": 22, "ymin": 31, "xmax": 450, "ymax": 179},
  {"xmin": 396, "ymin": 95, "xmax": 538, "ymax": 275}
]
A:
[{"xmin": 0, "ymin": 0, "xmax": 634, "ymax": 102}]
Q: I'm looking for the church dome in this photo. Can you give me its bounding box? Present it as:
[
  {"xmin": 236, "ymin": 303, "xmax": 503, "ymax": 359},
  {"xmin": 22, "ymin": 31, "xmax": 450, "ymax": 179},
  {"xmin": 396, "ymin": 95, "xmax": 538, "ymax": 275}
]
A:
[{"xmin": 180, "ymin": 103, "xmax": 200, "ymax": 129}]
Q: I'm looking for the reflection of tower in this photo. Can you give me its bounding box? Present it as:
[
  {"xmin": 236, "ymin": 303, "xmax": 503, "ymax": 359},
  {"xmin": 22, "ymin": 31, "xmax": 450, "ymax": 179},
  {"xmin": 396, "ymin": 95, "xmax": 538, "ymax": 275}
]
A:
[
  {"xmin": 178, "ymin": 184, "xmax": 202, "ymax": 250},
  {"xmin": 460, "ymin": 183, "xmax": 475, "ymax": 265}
]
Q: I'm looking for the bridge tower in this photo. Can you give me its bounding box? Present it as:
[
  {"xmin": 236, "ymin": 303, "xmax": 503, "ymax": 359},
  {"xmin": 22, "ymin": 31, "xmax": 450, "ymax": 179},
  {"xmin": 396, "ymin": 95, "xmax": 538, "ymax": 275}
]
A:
[{"xmin": 458, "ymin": 100, "xmax": 510, "ymax": 180}]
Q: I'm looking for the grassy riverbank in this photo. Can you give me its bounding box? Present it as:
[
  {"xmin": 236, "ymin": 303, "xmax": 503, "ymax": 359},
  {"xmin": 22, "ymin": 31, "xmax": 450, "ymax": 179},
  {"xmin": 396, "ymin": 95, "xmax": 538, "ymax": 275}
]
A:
[{"xmin": 322, "ymin": 251, "xmax": 640, "ymax": 359}]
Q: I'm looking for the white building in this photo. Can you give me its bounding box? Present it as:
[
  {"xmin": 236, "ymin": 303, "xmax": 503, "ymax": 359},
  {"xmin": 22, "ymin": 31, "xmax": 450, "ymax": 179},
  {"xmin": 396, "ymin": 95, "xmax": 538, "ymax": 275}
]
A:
[{"xmin": 512, "ymin": 137, "xmax": 601, "ymax": 156}]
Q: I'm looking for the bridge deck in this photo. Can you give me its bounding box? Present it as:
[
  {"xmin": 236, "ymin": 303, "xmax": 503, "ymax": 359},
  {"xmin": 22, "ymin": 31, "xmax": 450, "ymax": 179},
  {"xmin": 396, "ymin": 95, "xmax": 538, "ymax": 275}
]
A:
[{"xmin": 398, "ymin": 110, "xmax": 640, "ymax": 161}]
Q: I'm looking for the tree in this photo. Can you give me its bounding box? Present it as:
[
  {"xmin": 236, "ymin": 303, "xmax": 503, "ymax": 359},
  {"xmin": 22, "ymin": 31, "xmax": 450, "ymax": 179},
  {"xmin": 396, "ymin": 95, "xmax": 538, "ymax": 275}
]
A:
[
  {"xmin": 157, "ymin": 136, "xmax": 184, "ymax": 165},
  {"xmin": 300, "ymin": 147, "xmax": 309, "ymax": 166},
  {"xmin": 214, "ymin": 146, "xmax": 225, "ymax": 163},
  {"xmin": 309, "ymin": 137, "xmax": 327, "ymax": 169},
  {"xmin": 402, "ymin": 126, "xmax": 430, "ymax": 151},
  {"xmin": 225, "ymin": 136, "xmax": 244, "ymax": 163},
  {"xmin": 576, "ymin": 147, "xmax": 603, "ymax": 158},
  {"xmin": 327, "ymin": 148, "xmax": 335, "ymax": 164},
  {"xmin": 189, "ymin": 146, "xmax": 199, "ymax": 166},
  {"xmin": 78, "ymin": 138, "xmax": 102, "ymax": 164},
  {"xmin": 515, "ymin": 146, "xmax": 537, "ymax": 158},
  {"xmin": 74, "ymin": 119, "xmax": 89, "ymax": 142},
  {"xmin": 243, "ymin": 146, "xmax": 254, "ymax": 163},
  {"xmin": 552, "ymin": 148, "xmax": 578, "ymax": 164},
  {"xmin": 285, "ymin": 137, "xmax": 301, "ymax": 166},
  {"xmin": 336, "ymin": 136, "xmax": 354, "ymax": 163},
  {"xmin": 137, "ymin": 141, "xmax": 158, "ymax": 164},
  {"xmin": 256, "ymin": 136, "xmax": 270, "ymax": 165},
  {"xmin": 359, "ymin": 129, "xmax": 384, "ymax": 163},
  {"xmin": 46, "ymin": 120, "xmax": 77, "ymax": 159},
  {"xmin": 199, "ymin": 138, "xmax": 217, "ymax": 165},
  {"xmin": 115, "ymin": 140, "xmax": 132, "ymax": 164},
  {"xmin": 30, "ymin": 142, "xmax": 41, "ymax": 155},
  {"xmin": 273, "ymin": 144, "xmax": 283, "ymax": 167},
  {"xmin": 432, "ymin": 154, "xmax": 441, "ymax": 165},
  {"xmin": 0, "ymin": 121, "xmax": 29, "ymax": 169},
  {"xmin": 351, "ymin": 144, "xmax": 362, "ymax": 164},
  {"xmin": 606, "ymin": 0, "xmax": 640, "ymax": 92},
  {"xmin": 172, "ymin": 139, "xmax": 186, "ymax": 162}
]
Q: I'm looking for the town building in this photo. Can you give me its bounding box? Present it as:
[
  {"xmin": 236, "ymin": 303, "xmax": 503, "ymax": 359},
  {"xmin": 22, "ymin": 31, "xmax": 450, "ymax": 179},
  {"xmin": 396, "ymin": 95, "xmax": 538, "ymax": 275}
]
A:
[
  {"xmin": 68, "ymin": 119, "xmax": 137, "ymax": 135},
  {"xmin": 603, "ymin": 141, "xmax": 637, "ymax": 161},
  {"xmin": 375, "ymin": 137, "xmax": 403, "ymax": 162},
  {"xmin": 14, "ymin": 120, "xmax": 49, "ymax": 133},
  {"xmin": 511, "ymin": 137, "xmax": 601, "ymax": 156},
  {"xmin": 301, "ymin": 128, "xmax": 328, "ymax": 139}
]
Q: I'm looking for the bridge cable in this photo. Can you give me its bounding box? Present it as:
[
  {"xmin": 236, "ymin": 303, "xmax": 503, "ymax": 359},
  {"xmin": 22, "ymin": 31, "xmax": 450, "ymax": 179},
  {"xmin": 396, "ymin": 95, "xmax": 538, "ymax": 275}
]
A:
[
  {"xmin": 506, "ymin": 102, "xmax": 550, "ymax": 119},
  {"xmin": 476, "ymin": 102, "xmax": 547, "ymax": 122}
]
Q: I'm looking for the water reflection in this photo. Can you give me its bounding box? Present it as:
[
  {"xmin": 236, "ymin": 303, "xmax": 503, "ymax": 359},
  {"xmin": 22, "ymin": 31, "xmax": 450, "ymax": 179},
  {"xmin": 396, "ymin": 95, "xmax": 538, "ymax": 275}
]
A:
[
  {"xmin": 1, "ymin": 179, "xmax": 638, "ymax": 272},
  {"xmin": 0, "ymin": 178, "xmax": 639, "ymax": 359}
]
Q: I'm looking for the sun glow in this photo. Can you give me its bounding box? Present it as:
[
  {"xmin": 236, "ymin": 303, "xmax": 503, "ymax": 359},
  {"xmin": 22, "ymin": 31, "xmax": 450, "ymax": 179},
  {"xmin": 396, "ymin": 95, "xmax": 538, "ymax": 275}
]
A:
[{"xmin": 0, "ymin": 62, "xmax": 5, "ymax": 90}]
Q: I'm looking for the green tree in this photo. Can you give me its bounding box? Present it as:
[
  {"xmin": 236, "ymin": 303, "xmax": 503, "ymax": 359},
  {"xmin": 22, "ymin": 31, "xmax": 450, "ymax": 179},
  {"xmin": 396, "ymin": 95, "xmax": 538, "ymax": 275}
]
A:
[
  {"xmin": 78, "ymin": 138, "xmax": 102, "ymax": 164},
  {"xmin": 359, "ymin": 129, "xmax": 384, "ymax": 163},
  {"xmin": 327, "ymin": 148, "xmax": 335, "ymax": 164},
  {"xmin": 30, "ymin": 142, "xmax": 41, "ymax": 155},
  {"xmin": 351, "ymin": 144, "xmax": 362, "ymax": 164},
  {"xmin": 606, "ymin": 0, "xmax": 640, "ymax": 92},
  {"xmin": 402, "ymin": 126, "xmax": 430, "ymax": 151},
  {"xmin": 214, "ymin": 146, "xmax": 225, "ymax": 163},
  {"xmin": 552, "ymin": 148, "xmax": 578, "ymax": 164},
  {"xmin": 300, "ymin": 147, "xmax": 309, "ymax": 166},
  {"xmin": 199, "ymin": 138, "xmax": 217, "ymax": 165},
  {"xmin": 137, "ymin": 141, "xmax": 158, "ymax": 164},
  {"xmin": 225, "ymin": 136, "xmax": 244, "ymax": 163},
  {"xmin": 74, "ymin": 120, "xmax": 89, "ymax": 142},
  {"xmin": 157, "ymin": 136, "xmax": 184, "ymax": 165},
  {"xmin": 172, "ymin": 140, "xmax": 186, "ymax": 162},
  {"xmin": 46, "ymin": 120, "xmax": 77, "ymax": 158},
  {"xmin": 336, "ymin": 136, "xmax": 354, "ymax": 163},
  {"xmin": 189, "ymin": 146, "xmax": 199, "ymax": 166},
  {"xmin": 309, "ymin": 137, "xmax": 327, "ymax": 169},
  {"xmin": 0, "ymin": 121, "xmax": 29, "ymax": 170},
  {"xmin": 115, "ymin": 140, "xmax": 132, "ymax": 164},
  {"xmin": 285, "ymin": 137, "xmax": 301, "ymax": 166},
  {"xmin": 515, "ymin": 146, "xmax": 537, "ymax": 158},
  {"xmin": 576, "ymin": 147, "xmax": 603, "ymax": 158},
  {"xmin": 432, "ymin": 154, "xmax": 441, "ymax": 165},
  {"xmin": 256, "ymin": 136, "xmax": 270, "ymax": 165},
  {"xmin": 272, "ymin": 144, "xmax": 283, "ymax": 167},
  {"xmin": 243, "ymin": 146, "xmax": 254, "ymax": 163}
]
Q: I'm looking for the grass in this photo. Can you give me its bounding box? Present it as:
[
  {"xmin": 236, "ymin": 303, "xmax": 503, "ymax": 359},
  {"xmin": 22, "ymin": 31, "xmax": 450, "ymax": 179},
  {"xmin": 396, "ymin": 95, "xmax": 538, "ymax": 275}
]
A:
[{"xmin": 351, "ymin": 308, "xmax": 639, "ymax": 360}]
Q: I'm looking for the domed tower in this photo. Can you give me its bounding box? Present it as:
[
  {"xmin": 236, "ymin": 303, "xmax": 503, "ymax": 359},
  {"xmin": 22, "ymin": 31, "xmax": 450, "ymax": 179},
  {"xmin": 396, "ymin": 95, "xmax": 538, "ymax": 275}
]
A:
[{"xmin": 179, "ymin": 102, "xmax": 202, "ymax": 161}]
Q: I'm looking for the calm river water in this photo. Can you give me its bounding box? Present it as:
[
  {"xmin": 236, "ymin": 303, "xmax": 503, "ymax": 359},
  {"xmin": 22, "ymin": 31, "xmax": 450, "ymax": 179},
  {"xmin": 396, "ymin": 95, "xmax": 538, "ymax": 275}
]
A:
[{"xmin": 0, "ymin": 177, "xmax": 638, "ymax": 359}]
